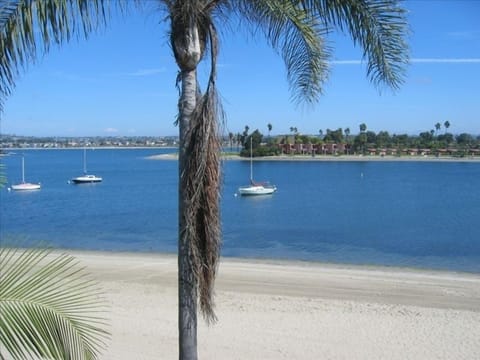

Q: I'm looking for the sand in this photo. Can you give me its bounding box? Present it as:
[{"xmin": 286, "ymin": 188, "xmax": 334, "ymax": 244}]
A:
[
  {"xmin": 70, "ymin": 251, "xmax": 480, "ymax": 359},
  {"xmin": 147, "ymin": 152, "xmax": 480, "ymax": 162}
]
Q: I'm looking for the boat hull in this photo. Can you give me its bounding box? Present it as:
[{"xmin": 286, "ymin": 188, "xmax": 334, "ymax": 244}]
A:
[
  {"xmin": 71, "ymin": 175, "xmax": 102, "ymax": 184},
  {"xmin": 11, "ymin": 183, "xmax": 41, "ymax": 191},
  {"xmin": 238, "ymin": 185, "xmax": 276, "ymax": 196}
]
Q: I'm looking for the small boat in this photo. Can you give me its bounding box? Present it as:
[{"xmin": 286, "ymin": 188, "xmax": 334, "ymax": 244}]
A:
[
  {"xmin": 71, "ymin": 148, "xmax": 102, "ymax": 184},
  {"xmin": 70, "ymin": 174, "xmax": 103, "ymax": 184},
  {"xmin": 11, "ymin": 155, "xmax": 41, "ymax": 191},
  {"xmin": 238, "ymin": 137, "xmax": 276, "ymax": 196},
  {"xmin": 238, "ymin": 180, "xmax": 277, "ymax": 196}
]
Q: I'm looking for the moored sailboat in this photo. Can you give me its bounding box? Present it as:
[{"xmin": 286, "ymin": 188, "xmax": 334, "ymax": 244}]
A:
[
  {"xmin": 10, "ymin": 155, "xmax": 41, "ymax": 191},
  {"xmin": 238, "ymin": 138, "xmax": 276, "ymax": 196},
  {"xmin": 70, "ymin": 148, "xmax": 102, "ymax": 184}
]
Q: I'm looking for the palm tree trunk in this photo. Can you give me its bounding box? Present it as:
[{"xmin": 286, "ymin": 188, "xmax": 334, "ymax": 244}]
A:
[
  {"xmin": 171, "ymin": 9, "xmax": 204, "ymax": 357},
  {"xmin": 178, "ymin": 67, "xmax": 198, "ymax": 360},
  {"xmin": 173, "ymin": 11, "xmax": 222, "ymax": 360}
]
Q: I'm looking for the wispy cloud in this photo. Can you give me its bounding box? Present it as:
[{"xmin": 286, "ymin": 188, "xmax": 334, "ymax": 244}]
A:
[
  {"xmin": 412, "ymin": 76, "xmax": 433, "ymax": 85},
  {"xmin": 330, "ymin": 58, "xmax": 480, "ymax": 65},
  {"xmin": 104, "ymin": 127, "xmax": 119, "ymax": 133},
  {"xmin": 329, "ymin": 60, "xmax": 363, "ymax": 65},
  {"xmin": 447, "ymin": 30, "xmax": 480, "ymax": 40},
  {"xmin": 52, "ymin": 71, "xmax": 99, "ymax": 82},
  {"xmin": 53, "ymin": 68, "xmax": 167, "ymax": 82},
  {"xmin": 411, "ymin": 58, "xmax": 480, "ymax": 64},
  {"xmin": 125, "ymin": 68, "xmax": 166, "ymax": 77}
]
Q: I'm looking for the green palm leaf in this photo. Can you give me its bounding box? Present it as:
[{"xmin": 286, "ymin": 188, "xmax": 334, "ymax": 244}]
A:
[
  {"xmin": 236, "ymin": 0, "xmax": 331, "ymax": 105},
  {"xmin": 0, "ymin": 0, "xmax": 109, "ymax": 113},
  {"xmin": 0, "ymin": 247, "xmax": 110, "ymax": 360},
  {"xmin": 299, "ymin": 0, "xmax": 409, "ymax": 90}
]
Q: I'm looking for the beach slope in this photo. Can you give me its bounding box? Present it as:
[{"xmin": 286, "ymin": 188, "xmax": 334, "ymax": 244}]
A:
[{"xmin": 74, "ymin": 252, "xmax": 480, "ymax": 360}]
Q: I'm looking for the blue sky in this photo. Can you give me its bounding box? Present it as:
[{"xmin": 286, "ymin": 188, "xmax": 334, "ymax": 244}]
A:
[{"xmin": 2, "ymin": 0, "xmax": 479, "ymax": 137}]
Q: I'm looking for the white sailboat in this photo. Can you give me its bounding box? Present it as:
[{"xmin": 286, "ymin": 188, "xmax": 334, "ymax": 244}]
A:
[
  {"xmin": 238, "ymin": 137, "xmax": 276, "ymax": 196},
  {"xmin": 71, "ymin": 148, "xmax": 102, "ymax": 184},
  {"xmin": 11, "ymin": 155, "xmax": 41, "ymax": 191}
]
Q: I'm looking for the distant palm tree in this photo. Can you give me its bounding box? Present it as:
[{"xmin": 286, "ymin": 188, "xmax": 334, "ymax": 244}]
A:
[
  {"xmin": 2, "ymin": 1, "xmax": 409, "ymax": 359},
  {"xmin": 242, "ymin": 125, "xmax": 250, "ymax": 147},
  {"xmin": 236, "ymin": 132, "xmax": 242, "ymax": 152},
  {"xmin": 444, "ymin": 120, "xmax": 450, "ymax": 134},
  {"xmin": 290, "ymin": 126, "xmax": 299, "ymax": 144},
  {"xmin": 358, "ymin": 124, "xmax": 368, "ymax": 154},
  {"xmin": 345, "ymin": 127, "xmax": 351, "ymax": 154},
  {"xmin": 267, "ymin": 123, "xmax": 272, "ymax": 137},
  {"xmin": 435, "ymin": 122, "xmax": 441, "ymax": 135}
]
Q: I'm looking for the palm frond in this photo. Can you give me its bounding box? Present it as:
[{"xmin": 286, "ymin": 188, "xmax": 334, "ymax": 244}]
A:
[
  {"xmin": 0, "ymin": 247, "xmax": 110, "ymax": 359},
  {"xmin": 0, "ymin": 0, "xmax": 109, "ymax": 113},
  {"xmin": 0, "ymin": 0, "xmax": 18, "ymax": 29},
  {"xmin": 235, "ymin": 0, "xmax": 331, "ymax": 105},
  {"xmin": 300, "ymin": 0, "xmax": 409, "ymax": 90}
]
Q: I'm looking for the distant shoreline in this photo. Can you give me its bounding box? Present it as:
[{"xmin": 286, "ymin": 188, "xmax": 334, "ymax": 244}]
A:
[
  {"xmin": 147, "ymin": 152, "xmax": 480, "ymax": 162},
  {"xmin": 3, "ymin": 147, "xmax": 479, "ymax": 162},
  {"xmin": 1, "ymin": 146, "xmax": 177, "ymax": 151}
]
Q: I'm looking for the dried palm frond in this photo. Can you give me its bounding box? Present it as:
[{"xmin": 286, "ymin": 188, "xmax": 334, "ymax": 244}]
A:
[{"xmin": 180, "ymin": 18, "xmax": 223, "ymax": 323}]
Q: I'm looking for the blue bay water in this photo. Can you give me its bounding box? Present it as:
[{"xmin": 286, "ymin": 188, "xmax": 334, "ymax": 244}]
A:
[{"xmin": 1, "ymin": 149, "xmax": 479, "ymax": 273}]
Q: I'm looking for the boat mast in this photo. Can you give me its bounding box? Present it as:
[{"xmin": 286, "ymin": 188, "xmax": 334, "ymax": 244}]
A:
[
  {"xmin": 21, "ymin": 155, "xmax": 25, "ymax": 183},
  {"xmin": 250, "ymin": 137, "xmax": 253, "ymax": 182},
  {"xmin": 83, "ymin": 148, "xmax": 87, "ymax": 174}
]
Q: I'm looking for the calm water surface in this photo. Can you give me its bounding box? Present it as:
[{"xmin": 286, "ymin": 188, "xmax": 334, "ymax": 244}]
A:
[{"xmin": 1, "ymin": 149, "xmax": 479, "ymax": 273}]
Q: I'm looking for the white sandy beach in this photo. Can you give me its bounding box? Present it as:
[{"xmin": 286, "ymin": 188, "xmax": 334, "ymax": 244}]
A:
[{"xmin": 72, "ymin": 251, "xmax": 480, "ymax": 360}]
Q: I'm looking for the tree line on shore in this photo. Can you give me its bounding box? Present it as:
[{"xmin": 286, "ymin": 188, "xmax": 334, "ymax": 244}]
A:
[{"xmin": 229, "ymin": 122, "xmax": 480, "ymax": 157}]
